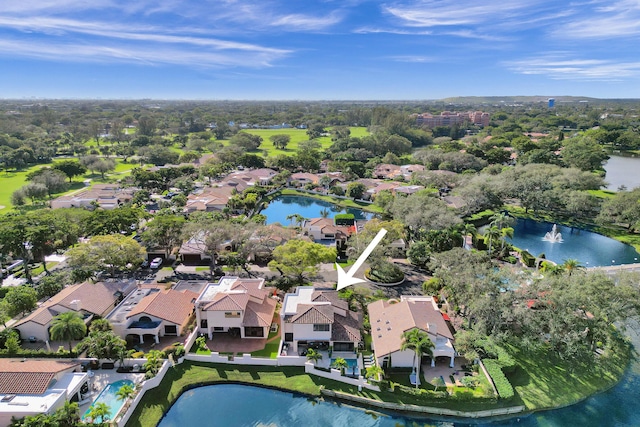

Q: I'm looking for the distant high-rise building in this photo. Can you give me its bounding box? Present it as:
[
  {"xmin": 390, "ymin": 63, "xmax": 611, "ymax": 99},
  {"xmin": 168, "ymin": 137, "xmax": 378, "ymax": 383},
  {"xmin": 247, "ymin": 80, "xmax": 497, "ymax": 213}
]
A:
[{"xmin": 548, "ymin": 98, "xmax": 555, "ymax": 108}]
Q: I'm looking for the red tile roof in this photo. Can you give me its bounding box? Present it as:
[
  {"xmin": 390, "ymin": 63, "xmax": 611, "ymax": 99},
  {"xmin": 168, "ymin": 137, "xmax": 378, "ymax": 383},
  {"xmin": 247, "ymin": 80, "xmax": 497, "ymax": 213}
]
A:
[
  {"xmin": 0, "ymin": 359, "xmax": 79, "ymax": 395},
  {"xmin": 127, "ymin": 289, "xmax": 198, "ymax": 325}
]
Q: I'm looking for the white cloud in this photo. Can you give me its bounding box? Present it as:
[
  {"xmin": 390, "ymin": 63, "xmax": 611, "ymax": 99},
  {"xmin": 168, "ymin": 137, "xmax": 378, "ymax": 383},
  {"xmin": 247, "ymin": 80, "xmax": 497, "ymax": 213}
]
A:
[
  {"xmin": 383, "ymin": 0, "xmax": 544, "ymax": 28},
  {"xmin": 271, "ymin": 12, "xmax": 344, "ymax": 31},
  {"xmin": 0, "ymin": 38, "xmax": 288, "ymax": 68},
  {"xmin": 388, "ymin": 55, "xmax": 435, "ymax": 63},
  {"xmin": 505, "ymin": 55, "xmax": 640, "ymax": 80}
]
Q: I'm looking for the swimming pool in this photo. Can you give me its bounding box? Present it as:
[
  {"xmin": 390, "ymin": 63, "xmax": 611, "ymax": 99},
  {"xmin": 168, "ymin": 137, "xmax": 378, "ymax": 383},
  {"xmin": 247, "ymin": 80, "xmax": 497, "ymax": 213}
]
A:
[
  {"xmin": 82, "ymin": 379, "xmax": 134, "ymax": 423},
  {"xmin": 330, "ymin": 358, "xmax": 359, "ymax": 375}
]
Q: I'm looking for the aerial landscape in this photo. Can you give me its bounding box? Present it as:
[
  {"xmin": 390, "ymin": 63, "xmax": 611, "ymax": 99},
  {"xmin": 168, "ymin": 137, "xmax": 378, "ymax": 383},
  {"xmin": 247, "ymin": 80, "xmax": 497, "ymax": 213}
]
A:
[{"xmin": 2, "ymin": 1, "xmax": 640, "ymax": 427}]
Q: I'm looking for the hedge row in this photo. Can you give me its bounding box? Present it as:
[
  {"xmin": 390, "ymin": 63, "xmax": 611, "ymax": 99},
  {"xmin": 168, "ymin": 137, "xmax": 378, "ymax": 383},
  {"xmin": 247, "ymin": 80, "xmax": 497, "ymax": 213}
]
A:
[
  {"xmin": 483, "ymin": 359, "xmax": 515, "ymax": 400},
  {"xmin": 0, "ymin": 349, "xmax": 75, "ymax": 358},
  {"xmin": 520, "ymin": 250, "xmax": 536, "ymax": 267}
]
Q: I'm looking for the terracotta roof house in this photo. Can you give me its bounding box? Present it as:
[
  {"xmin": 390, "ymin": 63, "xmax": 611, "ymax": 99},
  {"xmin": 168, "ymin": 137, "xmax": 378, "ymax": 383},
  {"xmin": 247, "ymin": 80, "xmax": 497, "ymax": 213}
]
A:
[
  {"xmin": 13, "ymin": 280, "xmax": 135, "ymax": 343},
  {"xmin": 183, "ymin": 185, "xmax": 235, "ymax": 213},
  {"xmin": 399, "ymin": 164, "xmax": 425, "ymax": 179},
  {"xmin": 195, "ymin": 277, "xmax": 277, "ymax": 339},
  {"xmin": 373, "ymin": 164, "xmax": 401, "ymax": 179},
  {"xmin": 226, "ymin": 168, "xmax": 277, "ymax": 186},
  {"xmin": 302, "ymin": 218, "xmax": 354, "ymax": 244},
  {"xmin": 393, "ymin": 185, "xmax": 425, "ymax": 196},
  {"xmin": 281, "ymin": 286, "xmax": 362, "ymax": 354},
  {"xmin": 50, "ymin": 184, "xmax": 135, "ymax": 209},
  {"xmin": 0, "ymin": 359, "xmax": 87, "ymax": 426},
  {"xmin": 107, "ymin": 286, "xmax": 198, "ymax": 345},
  {"xmin": 368, "ymin": 296, "xmax": 455, "ymax": 369},
  {"xmin": 289, "ymin": 173, "xmax": 320, "ymax": 187}
]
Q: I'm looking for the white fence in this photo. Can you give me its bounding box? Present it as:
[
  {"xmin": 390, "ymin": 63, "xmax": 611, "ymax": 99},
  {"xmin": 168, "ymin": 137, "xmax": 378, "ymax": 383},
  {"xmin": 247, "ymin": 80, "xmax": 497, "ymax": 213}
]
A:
[
  {"xmin": 116, "ymin": 360, "xmax": 171, "ymax": 427},
  {"xmin": 304, "ymin": 362, "xmax": 380, "ymax": 391}
]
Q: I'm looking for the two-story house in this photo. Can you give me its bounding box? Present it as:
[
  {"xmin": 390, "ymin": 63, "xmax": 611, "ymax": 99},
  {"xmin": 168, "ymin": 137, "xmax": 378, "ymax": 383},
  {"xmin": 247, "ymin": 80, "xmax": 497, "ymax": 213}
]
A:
[
  {"xmin": 281, "ymin": 286, "xmax": 361, "ymax": 355},
  {"xmin": 195, "ymin": 277, "xmax": 276, "ymax": 339},
  {"xmin": 368, "ymin": 296, "xmax": 455, "ymax": 369}
]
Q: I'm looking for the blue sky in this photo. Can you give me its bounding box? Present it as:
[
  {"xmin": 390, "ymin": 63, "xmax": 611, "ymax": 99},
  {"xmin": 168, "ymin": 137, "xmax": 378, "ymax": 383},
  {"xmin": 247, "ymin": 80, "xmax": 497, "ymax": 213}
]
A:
[{"xmin": 1, "ymin": 0, "xmax": 640, "ymax": 99}]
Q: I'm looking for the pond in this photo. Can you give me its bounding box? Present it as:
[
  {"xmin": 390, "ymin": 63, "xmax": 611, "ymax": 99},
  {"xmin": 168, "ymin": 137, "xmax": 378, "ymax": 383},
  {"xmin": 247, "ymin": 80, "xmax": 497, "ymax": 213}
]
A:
[
  {"xmin": 508, "ymin": 218, "xmax": 640, "ymax": 267},
  {"xmin": 261, "ymin": 195, "xmax": 374, "ymax": 225},
  {"xmin": 603, "ymin": 153, "xmax": 640, "ymax": 191},
  {"xmin": 157, "ymin": 364, "xmax": 640, "ymax": 427}
]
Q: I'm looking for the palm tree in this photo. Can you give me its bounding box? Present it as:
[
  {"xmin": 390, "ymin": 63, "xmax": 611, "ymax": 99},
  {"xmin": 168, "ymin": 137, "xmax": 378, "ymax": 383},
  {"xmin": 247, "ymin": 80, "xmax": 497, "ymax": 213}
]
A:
[
  {"xmin": 54, "ymin": 401, "xmax": 80, "ymax": 427},
  {"xmin": 115, "ymin": 383, "xmax": 135, "ymax": 401},
  {"xmin": 306, "ymin": 348, "xmax": 323, "ymax": 366},
  {"xmin": 319, "ymin": 208, "xmax": 330, "ymax": 218},
  {"xmin": 143, "ymin": 350, "xmax": 164, "ymax": 377},
  {"xmin": 499, "ymin": 226, "xmax": 514, "ymax": 254},
  {"xmin": 49, "ymin": 312, "xmax": 87, "ymax": 353},
  {"xmin": 490, "ymin": 212, "xmax": 513, "ymax": 230},
  {"xmin": 483, "ymin": 225, "xmax": 501, "ymax": 256},
  {"xmin": 431, "ymin": 376, "xmax": 446, "ymax": 392},
  {"xmin": 401, "ymin": 328, "xmax": 435, "ymax": 389},
  {"xmin": 285, "ymin": 213, "xmax": 305, "ymax": 227},
  {"xmin": 562, "ymin": 258, "xmax": 584, "ymax": 276},
  {"xmin": 365, "ymin": 365, "xmax": 384, "ymax": 381},
  {"xmin": 460, "ymin": 223, "xmax": 476, "ymax": 248},
  {"xmin": 332, "ymin": 357, "xmax": 348, "ymax": 375},
  {"xmin": 86, "ymin": 402, "xmax": 110, "ymax": 424}
]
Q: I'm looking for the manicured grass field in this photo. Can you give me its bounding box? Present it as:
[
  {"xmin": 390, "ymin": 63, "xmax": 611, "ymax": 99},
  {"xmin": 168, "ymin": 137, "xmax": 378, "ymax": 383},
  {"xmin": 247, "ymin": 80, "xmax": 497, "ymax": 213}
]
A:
[
  {"xmin": 235, "ymin": 127, "xmax": 369, "ymax": 157},
  {"xmin": 249, "ymin": 340, "xmax": 280, "ymax": 358},
  {"xmin": 505, "ymin": 340, "xmax": 629, "ymax": 410}
]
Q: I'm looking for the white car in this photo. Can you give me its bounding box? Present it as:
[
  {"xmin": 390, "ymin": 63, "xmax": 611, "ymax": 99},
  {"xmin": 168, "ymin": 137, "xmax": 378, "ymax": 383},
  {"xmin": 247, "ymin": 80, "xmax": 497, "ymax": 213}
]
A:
[{"xmin": 149, "ymin": 258, "xmax": 163, "ymax": 269}]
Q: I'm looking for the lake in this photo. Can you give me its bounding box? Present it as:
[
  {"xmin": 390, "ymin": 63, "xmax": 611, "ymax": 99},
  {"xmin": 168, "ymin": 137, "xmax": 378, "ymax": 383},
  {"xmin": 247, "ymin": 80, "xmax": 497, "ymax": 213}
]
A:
[
  {"xmin": 261, "ymin": 195, "xmax": 374, "ymax": 225},
  {"xmin": 603, "ymin": 154, "xmax": 640, "ymax": 191},
  {"xmin": 158, "ymin": 363, "xmax": 640, "ymax": 427},
  {"xmin": 507, "ymin": 218, "xmax": 640, "ymax": 267}
]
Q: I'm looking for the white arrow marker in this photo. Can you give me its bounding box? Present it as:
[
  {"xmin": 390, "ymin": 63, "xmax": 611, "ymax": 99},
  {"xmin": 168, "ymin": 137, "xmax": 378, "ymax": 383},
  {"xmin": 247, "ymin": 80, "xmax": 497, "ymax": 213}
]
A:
[{"xmin": 336, "ymin": 228, "xmax": 387, "ymax": 290}]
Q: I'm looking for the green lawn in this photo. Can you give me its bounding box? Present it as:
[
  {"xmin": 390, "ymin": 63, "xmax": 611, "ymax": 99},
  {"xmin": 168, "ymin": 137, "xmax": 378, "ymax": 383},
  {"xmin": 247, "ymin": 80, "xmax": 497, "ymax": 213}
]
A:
[
  {"xmin": 234, "ymin": 127, "xmax": 369, "ymax": 157},
  {"xmin": 250, "ymin": 340, "xmax": 280, "ymax": 358},
  {"xmin": 0, "ymin": 165, "xmax": 50, "ymax": 210},
  {"xmin": 505, "ymin": 340, "xmax": 629, "ymax": 410}
]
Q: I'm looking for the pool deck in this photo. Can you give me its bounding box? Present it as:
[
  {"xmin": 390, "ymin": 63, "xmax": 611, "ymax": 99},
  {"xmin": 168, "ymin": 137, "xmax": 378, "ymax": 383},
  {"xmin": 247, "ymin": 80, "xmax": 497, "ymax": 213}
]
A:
[{"xmin": 79, "ymin": 371, "xmax": 145, "ymax": 415}]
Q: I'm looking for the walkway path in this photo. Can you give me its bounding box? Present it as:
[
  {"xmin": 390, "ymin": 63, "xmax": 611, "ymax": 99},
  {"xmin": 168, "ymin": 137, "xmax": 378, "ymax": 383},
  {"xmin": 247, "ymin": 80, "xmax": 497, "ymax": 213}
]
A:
[{"xmin": 589, "ymin": 262, "xmax": 640, "ymax": 274}]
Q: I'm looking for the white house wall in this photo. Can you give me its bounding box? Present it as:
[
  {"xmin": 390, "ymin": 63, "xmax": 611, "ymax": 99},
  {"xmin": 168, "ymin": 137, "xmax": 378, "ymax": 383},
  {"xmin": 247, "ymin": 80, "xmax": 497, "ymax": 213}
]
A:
[
  {"xmin": 376, "ymin": 349, "xmax": 415, "ymax": 369},
  {"xmin": 16, "ymin": 322, "xmax": 49, "ymax": 342},
  {"xmin": 291, "ymin": 324, "xmax": 331, "ymax": 342}
]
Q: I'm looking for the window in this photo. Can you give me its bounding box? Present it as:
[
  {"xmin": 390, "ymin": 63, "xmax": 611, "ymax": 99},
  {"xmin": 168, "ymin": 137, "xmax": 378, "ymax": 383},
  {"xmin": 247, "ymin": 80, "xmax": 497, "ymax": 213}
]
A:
[
  {"xmin": 164, "ymin": 325, "xmax": 177, "ymax": 335},
  {"xmin": 213, "ymin": 327, "xmax": 224, "ymax": 332},
  {"xmin": 284, "ymin": 333, "xmax": 293, "ymax": 342},
  {"xmin": 313, "ymin": 324, "xmax": 330, "ymax": 332},
  {"xmin": 225, "ymin": 311, "xmax": 241, "ymax": 318},
  {"xmin": 244, "ymin": 327, "xmax": 264, "ymax": 337},
  {"xmin": 200, "ymin": 319, "xmax": 208, "ymax": 328}
]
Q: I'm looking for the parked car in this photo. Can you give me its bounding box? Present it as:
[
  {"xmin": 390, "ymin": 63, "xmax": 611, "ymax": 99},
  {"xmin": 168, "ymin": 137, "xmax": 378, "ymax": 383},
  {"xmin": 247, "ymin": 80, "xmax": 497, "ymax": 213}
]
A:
[{"xmin": 150, "ymin": 257, "xmax": 163, "ymax": 269}]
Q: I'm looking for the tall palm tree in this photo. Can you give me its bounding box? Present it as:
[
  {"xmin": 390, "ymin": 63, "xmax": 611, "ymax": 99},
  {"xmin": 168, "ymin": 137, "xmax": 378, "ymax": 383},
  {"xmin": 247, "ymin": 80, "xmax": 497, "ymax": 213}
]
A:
[
  {"xmin": 483, "ymin": 225, "xmax": 501, "ymax": 256},
  {"xmin": 500, "ymin": 226, "xmax": 515, "ymax": 254},
  {"xmin": 562, "ymin": 258, "xmax": 584, "ymax": 276},
  {"xmin": 460, "ymin": 223, "xmax": 477, "ymax": 248},
  {"xmin": 490, "ymin": 212, "xmax": 513, "ymax": 230},
  {"xmin": 400, "ymin": 328, "xmax": 435, "ymax": 389},
  {"xmin": 49, "ymin": 312, "xmax": 87, "ymax": 353},
  {"xmin": 305, "ymin": 348, "xmax": 323, "ymax": 366}
]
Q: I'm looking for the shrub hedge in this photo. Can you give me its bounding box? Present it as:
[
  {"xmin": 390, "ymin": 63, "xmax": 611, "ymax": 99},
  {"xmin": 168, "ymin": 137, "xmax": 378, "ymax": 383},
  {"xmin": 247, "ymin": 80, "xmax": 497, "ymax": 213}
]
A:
[
  {"xmin": 483, "ymin": 359, "xmax": 515, "ymax": 400},
  {"xmin": 520, "ymin": 250, "xmax": 536, "ymax": 267}
]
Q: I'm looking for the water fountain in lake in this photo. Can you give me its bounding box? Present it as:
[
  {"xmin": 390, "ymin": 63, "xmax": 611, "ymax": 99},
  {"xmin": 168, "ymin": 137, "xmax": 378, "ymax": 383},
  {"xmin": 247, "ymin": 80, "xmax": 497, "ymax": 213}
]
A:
[{"xmin": 543, "ymin": 224, "xmax": 563, "ymax": 242}]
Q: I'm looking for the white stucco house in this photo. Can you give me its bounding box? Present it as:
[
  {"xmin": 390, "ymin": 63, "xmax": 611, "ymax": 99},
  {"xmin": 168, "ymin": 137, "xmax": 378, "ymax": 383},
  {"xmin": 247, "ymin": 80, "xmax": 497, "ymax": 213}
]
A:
[
  {"xmin": 107, "ymin": 286, "xmax": 198, "ymax": 345},
  {"xmin": 195, "ymin": 277, "xmax": 276, "ymax": 339},
  {"xmin": 367, "ymin": 296, "xmax": 455, "ymax": 369},
  {"xmin": 13, "ymin": 281, "xmax": 135, "ymax": 343},
  {"xmin": 0, "ymin": 359, "xmax": 88, "ymax": 427},
  {"xmin": 280, "ymin": 286, "xmax": 361, "ymax": 354}
]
